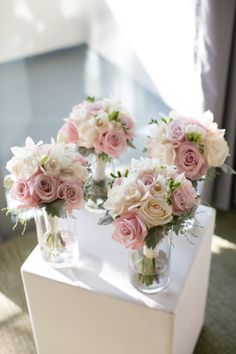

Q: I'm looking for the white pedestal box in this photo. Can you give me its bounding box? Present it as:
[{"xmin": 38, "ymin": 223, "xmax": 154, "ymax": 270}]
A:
[{"xmin": 21, "ymin": 206, "xmax": 215, "ymax": 354}]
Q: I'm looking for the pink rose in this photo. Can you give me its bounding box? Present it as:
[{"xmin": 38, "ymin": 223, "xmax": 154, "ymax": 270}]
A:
[
  {"xmin": 172, "ymin": 180, "xmax": 198, "ymax": 216},
  {"xmin": 167, "ymin": 120, "xmax": 186, "ymax": 142},
  {"xmin": 11, "ymin": 179, "xmax": 40, "ymax": 208},
  {"xmin": 175, "ymin": 142, "xmax": 208, "ymax": 180},
  {"xmin": 58, "ymin": 120, "xmax": 78, "ymax": 144},
  {"xmin": 138, "ymin": 172, "xmax": 156, "ymax": 186},
  {"xmin": 28, "ymin": 173, "xmax": 59, "ymax": 203},
  {"xmin": 57, "ymin": 178, "xmax": 83, "ymax": 212},
  {"xmin": 112, "ymin": 211, "xmax": 148, "ymax": 250},
  {"xmin": 120, "ymin": 114, "xmax": 135, "ymax": 139},
  {"xmin": 94, "ymin": 129, "xmax": 128, "ymax": 158}
]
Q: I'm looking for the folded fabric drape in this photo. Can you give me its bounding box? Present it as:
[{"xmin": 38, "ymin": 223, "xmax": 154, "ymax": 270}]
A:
[{"xmin": 195, "ymin": 0, "xmax": 236, "ymax": 209}]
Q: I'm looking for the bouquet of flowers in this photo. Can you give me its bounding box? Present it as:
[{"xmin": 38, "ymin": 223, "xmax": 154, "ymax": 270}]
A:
[
  {"xmin": 99, "ymin": 157, "xmax": 199, "ymax": 288},
  {"xmin": 57, "ymin": 96, "xmax": 135, "ymax": 206},
  {"xmin": 146, "ymin": 110, "xmax": 233, "ymax": 182},
  {"xmin": 4, "ymin": 137, "xmax": 89, "ymax": 224},
  {"xmin": 57, "ymin": 96, "xmax": 135, "ymax": 160},
  {"xmin": 4, "ymin": 137, "xmax": 89, "ymax": 264}
]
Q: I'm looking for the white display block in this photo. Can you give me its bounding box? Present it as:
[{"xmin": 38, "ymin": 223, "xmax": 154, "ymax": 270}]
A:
[{"xmin": 21, "ymin": 206, "xmax": 215, "ymax": 354}]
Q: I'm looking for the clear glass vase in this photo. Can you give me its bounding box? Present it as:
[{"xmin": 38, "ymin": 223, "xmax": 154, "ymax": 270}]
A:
[
  {"xmin": 129, "ymin": 232, "xmax": 172, "ymax": 293},
  {"xmin": 86, "ymin": 155, "xmax": 110, "ymax": 209},
  {"xmin": 34, "ymin": 207, "xmax": 78, "ymax": 267}
]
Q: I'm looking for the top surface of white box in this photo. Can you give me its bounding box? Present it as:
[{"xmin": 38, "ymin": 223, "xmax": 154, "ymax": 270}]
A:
[{"xmin": 21, "ymin": 205, "xmax": 215, "ymax": 314}]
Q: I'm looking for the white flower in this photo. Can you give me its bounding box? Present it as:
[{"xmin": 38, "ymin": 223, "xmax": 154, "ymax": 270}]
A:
[
  {"xmin": 205, "ymin": 130, "xmax": 229, "ymax": 167},
  {"xmin": 77, "ymin": 119, "xmax": 98, "ymax": 148},
  {"xmin": 6, "ymin": 137, "xmax": 42, "ymax": 179},
  {"xmin": 149, "ymin": 120, "xmax": 168, "ymax": 143},
  {"xmin": 199, "ymin": 110, "xmax": 218, "ymax": 131},
  {"xmin": 150, "ymin": 142, "xmax": 176, "ymax": 165}
]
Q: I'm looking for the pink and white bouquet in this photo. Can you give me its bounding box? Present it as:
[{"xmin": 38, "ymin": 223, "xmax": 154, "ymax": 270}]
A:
[
  {"xmin": 99, "ymin": 157, "xmax": 198, "ymax": 286},
  {"xmin": 57, "ymin": 97, "xmax": 135, "ymax": 161},
  {"xmin": 4, "ymin": 137, "xmax": 89, "ymax": 220},
  {"xmin": 146, "ymin": 111, "xmax": 232, "ymax": 181}
]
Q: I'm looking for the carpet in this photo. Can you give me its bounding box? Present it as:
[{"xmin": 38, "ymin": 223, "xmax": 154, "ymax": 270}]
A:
[{"xmin": 0, "ymin": 232, "xmax": 235, "ymax": 354}]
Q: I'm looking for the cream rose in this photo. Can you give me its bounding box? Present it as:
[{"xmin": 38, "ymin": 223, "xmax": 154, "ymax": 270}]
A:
[
  {"xmin": 151, "ymin": 142, "xmax": 176, "ymax": 165},
  {"xmin": 139, "ymin": 196, "xmax": 173, "ymax": 227},
  {"xmin": 77, "ymin": 119, "xmax": 98, "ymax": 148},
  {"xmin": 205, "ymin": 130, "xmax": 229, "ymax": 167}
]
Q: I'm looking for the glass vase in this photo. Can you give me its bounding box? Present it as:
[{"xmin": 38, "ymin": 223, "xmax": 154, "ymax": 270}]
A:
[
  {"xmin": 129, "ymin": 232, "xmax": 172, "ymax": 293},
  {"xmin": 34, "ymin": 207, "xmax": 78, "ymax": 267},
  {"xmin": 86, "ymin": 155, "xmax": 110, "ymax": 209}
]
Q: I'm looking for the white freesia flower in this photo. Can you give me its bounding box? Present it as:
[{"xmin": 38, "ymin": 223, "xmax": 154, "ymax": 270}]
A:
[{"xmin": 6, "ymin": 137, "xmax": 42, "ymax": 179}]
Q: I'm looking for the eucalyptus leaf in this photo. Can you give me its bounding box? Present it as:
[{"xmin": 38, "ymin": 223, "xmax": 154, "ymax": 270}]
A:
[
  {"xmin": 43, "ymin": 200, "xmax": 66, "ymax": 218},
  {"xmin": 145, "ymin": 227, "xmax": 164, "ymax": 249},
  {"xmin": 78, "ymin": 147, "xmax": 94, "ymax": 157},
  {"xmin": 98, "ymin": 213, "xmax": 114, "ymax": 226},
  {"xmin": 220, "ymin": 163, "xmax": 236, "ymax": 175},
  {"xmin": 127, "ymin": 140, "xmax": 135, "ymax": 148}
]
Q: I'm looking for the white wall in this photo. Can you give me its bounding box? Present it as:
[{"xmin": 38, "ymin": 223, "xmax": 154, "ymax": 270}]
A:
[
  {"xmin": 0, "ymin": 0, "xmax": 88, "ymax": 63},
  {"xmin": 0, "ymin": 0, "xmax": 157, "ymax": 96}
]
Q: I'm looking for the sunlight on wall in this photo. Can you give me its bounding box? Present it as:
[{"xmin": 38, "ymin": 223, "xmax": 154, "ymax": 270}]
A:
[{"xmin": 106, "ymin": 0, "xmax": 203, "ymax": 115}]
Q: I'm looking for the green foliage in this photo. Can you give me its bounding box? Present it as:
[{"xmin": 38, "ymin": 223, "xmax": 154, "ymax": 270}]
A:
[
  {"xmin": 78, "ymin": 146, "xmax": 94, "ymax": 157},
  {"xmin": 87, "ymin": 96, "xmax": 95, "ymax": 102},
  {"xmin": 220, "ymin": 163, "xmax": 236, "ymax": 175},
  {"xmin": 168, "ymin": 177, "xmax": 181, "ymax": 192},
  {"xmin": 204, "ymin": 167, "xmax": 220, "ymax": 184},
  {"xmin": 98, "ymin": 152, "xmax": 112, "ymax": 163},
  {"xmin": 127, "ymin": 140, "xmax": 135, "ymax": 148},
  {"xmin": 148, "ymin": 118, "xmax": 158, "ymax": 125},
  {"xmin": 108, "ymin": 111, "xmax": 119, "ymax": 122},
  {"xmin": 43, "ymin": 200, "xmax": 66, "ymax": 218},
  {"xmin": 98, "ymin": 212, "xmax": 114, "ymax": 225},
  {"xmin": 145, "ymin": 227, "xmax": 165, "ymax": 249}
]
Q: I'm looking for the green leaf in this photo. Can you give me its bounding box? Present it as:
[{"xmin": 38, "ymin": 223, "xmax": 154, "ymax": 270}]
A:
[
  {"xmin": 98, "ymin": 212, "xmax": 114, "ymax": 225},
  {"xmin": 43, "ymin": 200, "xmax": 66, "ymax": 218},
  {"xmin": 220, "ymin": 163, "xmax": 236, "ymax": 175},
  {"xmin": 148, "ymin": 118, "xmax": 158, "ymax": 125},
  {"xmin": 125, "ymin": 169, "xmax": 129, "ymax": 177},
  {"xmin": 87, "ymin": 96, "xmax": 95, "ymax": 102},
  {"xmin": 108, "ymin": 111, "xmax": 119, "ymax": 121},
  {"xmin": 78, "ymin": 146, "xmax": 94, "ymax": 157},
  {"xmin": 145, "ymin": 227, "xmax": 164, "ymax": 249},
  {"xmin": 127, "ymin": 140, "xmax": 135, "ymax": 148},
  {"xmin": 161, "ymin": 117, "xmax": 168, "ymax": 124}
]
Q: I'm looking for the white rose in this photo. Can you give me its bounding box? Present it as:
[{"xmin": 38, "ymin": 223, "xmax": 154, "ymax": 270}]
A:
[
  {"xmin": 205, "ymin": 130, "xmax": 229, "ymax": 167},
  {"xmin": 103, "ymin": 185, "xmax": 126, "ymax": 217},
  {"xmin": 123, "ymin": 181, "xmax": 148, "ymax": 209},
  {"xmin": 77, "ymin": 119, "xmax": 98, "ymax": 148},
  {"xmin": 151, "ymin": 142, "xmax": 176, "ymax": 165},
  {"xmin": 139, "ymin": 195, "xmax": 173, "ymax": 227}
]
